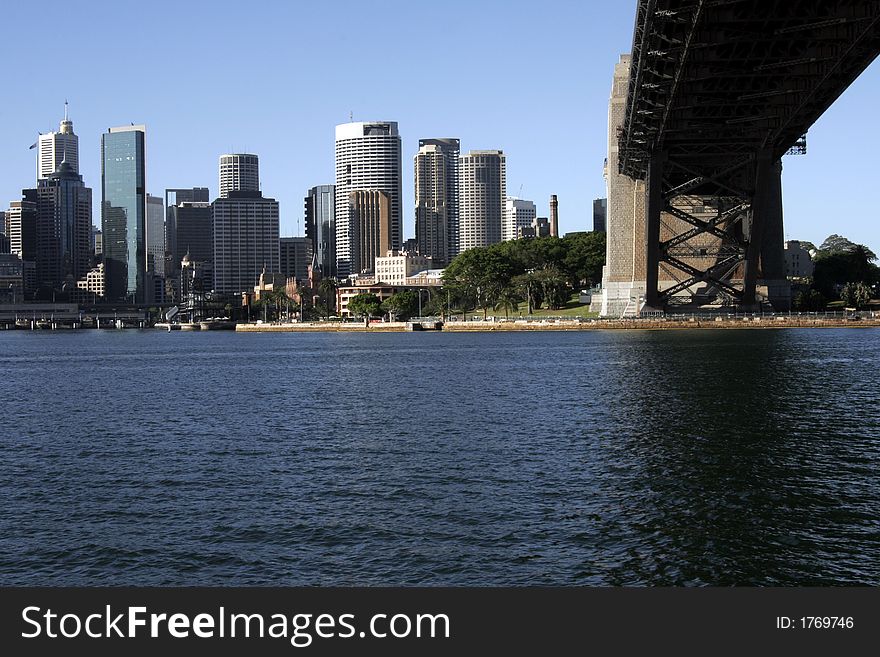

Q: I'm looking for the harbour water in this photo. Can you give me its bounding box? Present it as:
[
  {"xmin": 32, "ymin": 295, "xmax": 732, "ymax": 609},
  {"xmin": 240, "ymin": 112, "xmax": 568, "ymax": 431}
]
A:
[{"xmin": 1, "ymin": 328, "xmax": 878, "ymax": 585}]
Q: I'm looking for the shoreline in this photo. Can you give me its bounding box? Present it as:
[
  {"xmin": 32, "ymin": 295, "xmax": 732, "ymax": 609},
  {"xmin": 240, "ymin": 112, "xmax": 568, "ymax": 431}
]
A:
[{"xmin": 235, "ymin": 317, "xmax": 880, "ymax": 332}]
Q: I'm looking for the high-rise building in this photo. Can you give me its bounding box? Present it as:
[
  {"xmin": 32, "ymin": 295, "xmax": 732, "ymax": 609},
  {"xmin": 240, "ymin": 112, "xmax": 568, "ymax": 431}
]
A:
[
  {"xmin": 459, "ymin": 150, "xmax": 506, "ymax": 251},
  {"xmin": 174, "ymin": 202, "xmax": 213, "ymax": 270},
  {"xmin": 32, "ymin": 158, "xmax": 92, "ymax": 292},
  {"xmin": 91, "ymin": 225, "xmax": 103, "ymax": 257},
  {"xmin": 280, "ymin": 237, "xmax": 312, "ymax": 283},
  {"xmin": 503, "ymin": 198, "xmax": 536, "ymax": 242},
  {"xmin": 146, "ymin": 194, "xmax": 165, "ymax": 277},
  {"xmin": 165, "ymin": 187, "xmax": 210, "ymax": 280},
  {"xmin": 593, "ymin": 198, "xmax": 607, "ymax": 233},
  {"xmin": 348, "ymin": 190, "xmax": 391, "ymax": 275},
  {"xmin": 37, "ymin": 102, "xmax": 79, "ymax": 180},
  {"xmin": 5, "ymin": 195, "xmax": 37, "ymax": 263},
  {"xmin": 414, "ymin": 143, "xmax": 449, "ymax": 265},
  {"xmin": 304, "ymin": 184, "xmax": 335, "ymax": 277},
  {"xmin": 335, "ymin": 122, "xmax": 402, "ymax": 277},
  {"xmin": 212, "ymin": 157, "xmax": 279, "ymax": 295},
  {"xmin": 219, "ymin": 154, "xmax": 259, "ymax": 199},
  {"xmin": 101, "ymin": 125, "xmax": 147, "ymax": 303},
  {"xmin": 418, "ymin": 138, "xmax": 460, "ymax": 260}
]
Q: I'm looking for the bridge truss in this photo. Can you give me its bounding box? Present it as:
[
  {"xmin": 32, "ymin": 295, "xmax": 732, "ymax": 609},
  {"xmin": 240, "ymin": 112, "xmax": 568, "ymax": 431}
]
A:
[{"xmin": 619, "ymin": 0, "xmax": 880, "ymax": 309}]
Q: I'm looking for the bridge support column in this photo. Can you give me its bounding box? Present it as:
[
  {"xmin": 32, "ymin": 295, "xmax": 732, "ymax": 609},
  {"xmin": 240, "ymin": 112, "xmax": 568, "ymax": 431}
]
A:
[
  {"xmin": 760, "ymin": 159, "xmax": 790, "ymax": 311},
  {"xmin": 742, "ymin": 149, "xmax": 774, "ymax": 309},
  {"xmin": 644, "ymin": 150, "xmax": 665, "ymax": 310}
]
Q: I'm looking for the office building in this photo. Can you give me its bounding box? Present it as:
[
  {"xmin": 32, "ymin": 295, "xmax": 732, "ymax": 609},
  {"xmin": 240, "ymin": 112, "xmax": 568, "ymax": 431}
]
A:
[
  {"xmin": 459, "ymin": 150, "xmax": 506, "ymax": 251},
  {"xmin": 784, "ymin": 240, "xmax": 814, "ymax": 278},
  {"xmin": 37, "ymin": 102, "xmax": 79, "ymax": 180},
  {"xmin": 417, "ymin": 138, "xmax": 460, "ymax": 261},
  {"xmin": 335, "ymin": 121, "xmax": 402, "ymax": 277},
  {"xmin": 91, "ymin": 226, "xmax": 102, "ymax": 257},
  {"xmin": 102, "ymin": 125, "xmax": 147, "ymax": 303},
  {"xmin": 280, "ymin": 236, "xmax": 312, "ymax": 283},
  {"xmin": 174, "ymin": 201, "xmax": 213, "ymax": 279},
  {"xmin": 0, "ymin": 254, "xmax": 24, "ymax": 302},
  {"xmin": 304, "ymin": 184, "xmax": 335, "ymax": 277},
  {"xmin": 503, "ymin": 198, "xmax": 536, "ymax": 242},
  {"xmin": 212, "ymin": 155, "xmax": 279, "ymax": 295},
  {"xmin": 348, "ymin": 190, "xmax": 391, "ymax": 275},
  {"xmin": 146, "ymin": 194, "xmax": 165, "ymax": 277},
  {"xmin": 5, "ymin": 196, "xmax": 37, "ymax": 263},
  {"xmin": 165, "ymin": 187, "xmax": 209, "ymax": 279},
  {"xmin": 414, "ymin": 143, "xmax": 448, "ymax": 265},
  {"xmin": 76, "ymin": 262, "xmax": 105, "ymax": 301},
  {"xmin": 32, "ymin": 158, "xmax": 92, "ymax": 293},
  {"xmin": 593, "ymin": 198, "xmax": 607, "ymax": 233},
  {"xmin": 375, "ymin": 251, "xmax": 433, "ymax": 286},
  {"xmin": 219, "ymin": 154, "xmax": 259, "ymax": 199}
]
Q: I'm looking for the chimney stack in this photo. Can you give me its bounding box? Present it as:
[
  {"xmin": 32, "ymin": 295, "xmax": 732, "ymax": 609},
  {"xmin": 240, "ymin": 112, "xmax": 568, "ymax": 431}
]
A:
[{"xmin": 549, "ymin": 194, "xmax": 559, "ymax": 237}]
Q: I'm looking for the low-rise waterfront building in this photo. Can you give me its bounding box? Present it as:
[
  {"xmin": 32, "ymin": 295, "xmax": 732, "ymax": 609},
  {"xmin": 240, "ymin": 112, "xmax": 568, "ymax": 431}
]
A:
[{"xmin": 374, "ymin": 250, "xmax": 433, "ymax": 286}]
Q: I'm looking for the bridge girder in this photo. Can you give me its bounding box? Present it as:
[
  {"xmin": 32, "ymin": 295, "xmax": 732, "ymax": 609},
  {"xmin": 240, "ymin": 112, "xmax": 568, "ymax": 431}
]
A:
[{"xmin": 620, "ymin": 0, "xmax": 880, "ymax": 310}]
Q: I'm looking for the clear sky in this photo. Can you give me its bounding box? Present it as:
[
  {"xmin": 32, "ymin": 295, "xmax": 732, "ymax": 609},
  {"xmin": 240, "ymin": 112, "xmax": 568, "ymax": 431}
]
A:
[{"xmin": 1, "ymin": 0, "xmax": 878, "ymax": 251}]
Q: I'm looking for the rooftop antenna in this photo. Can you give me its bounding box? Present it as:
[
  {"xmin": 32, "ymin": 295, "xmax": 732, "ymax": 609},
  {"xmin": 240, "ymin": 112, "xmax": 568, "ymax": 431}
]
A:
[
  {"xmin": 64, "ymin": 99, "xmax": 69, "ymax": 121},
  {"xmin": 350, "ymin": 110, "xmax": 353, "ymax": 122}
]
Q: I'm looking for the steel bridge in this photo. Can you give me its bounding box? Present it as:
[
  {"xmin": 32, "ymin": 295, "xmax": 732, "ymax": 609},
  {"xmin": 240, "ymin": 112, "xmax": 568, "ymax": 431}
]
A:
[{"xmin": 618, "ymin": 0, "xmax": 880, "ymax": 310}]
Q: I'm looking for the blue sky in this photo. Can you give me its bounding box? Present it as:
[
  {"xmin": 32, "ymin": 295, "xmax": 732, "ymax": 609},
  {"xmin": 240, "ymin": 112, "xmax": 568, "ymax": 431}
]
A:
[{"xmin": 1, "ymin": 0, "xmax": 878, "ymax": 251}]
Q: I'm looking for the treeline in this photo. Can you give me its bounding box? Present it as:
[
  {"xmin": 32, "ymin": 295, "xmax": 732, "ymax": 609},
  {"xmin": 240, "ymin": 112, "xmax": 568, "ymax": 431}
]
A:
[
  {"xmin": 794, "ymin": 235, "xmax": 878, "ymax": 310},
  {"xmin": 440, "ymin": 232, "xmax": 606, "ymax": 318}
]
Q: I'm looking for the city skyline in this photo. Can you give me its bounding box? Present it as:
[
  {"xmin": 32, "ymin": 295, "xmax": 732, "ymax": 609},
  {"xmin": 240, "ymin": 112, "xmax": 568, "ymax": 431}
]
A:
[{"xmin": 1, "ymin": 0, "xmax": 879, "ymax": 252}]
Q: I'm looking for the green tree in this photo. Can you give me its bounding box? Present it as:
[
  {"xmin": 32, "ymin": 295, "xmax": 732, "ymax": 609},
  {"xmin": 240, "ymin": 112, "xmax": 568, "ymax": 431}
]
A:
[
  {"xmin": 347, "ymin": 293, "xmax": 382, "ymax": 320},
  {"xmin": 562, "ymin": 231, "xmax": 606, "ymax": 288},
  {"xmin": 793, "ymin": 289, "xmax": 826, "ymax": 311},
  {"xmin": 494, "ymin": 287, "xmax": 521, "ymax": 319},
  {"xmin": 382, "ymin": 289, "xmax": 419, "ymax": 321},
  {"xmin": 819, "ymin": 234, "xmax": 860, "ymax": 254},
  {"xmin": 840, "ymin": 282, "xmax": 872, "ymax": 310},
  {"xmin": 318, "ymin": 278, "xmax": 338, "ymax": 319}
]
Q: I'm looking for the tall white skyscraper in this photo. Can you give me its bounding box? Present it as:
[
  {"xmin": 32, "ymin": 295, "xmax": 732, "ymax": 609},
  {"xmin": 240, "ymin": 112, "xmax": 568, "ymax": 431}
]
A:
[
  {"xmin": 459, "ymin": 150, "xmax": 506, "ymax": 251},
  {"xmin": 334, "ymin": 121, "xmax": 402, "ymax": 277},
  {"xmin": 219, "ymin": 154, "xmax": 259, "ymax": 198},
  {"xmin": 37, "ymin": 102, "xmax": 79, "ymax": 180},
  {"xmin": 503, "ymin": 198, "xmax": 536, "ymax": 241}
]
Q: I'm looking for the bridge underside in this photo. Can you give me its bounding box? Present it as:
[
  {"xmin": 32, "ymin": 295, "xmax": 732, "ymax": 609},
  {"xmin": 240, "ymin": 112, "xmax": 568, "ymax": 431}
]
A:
[{"xmin": 619, "ymin": 0, "xmax": 880, "ymax": 311}]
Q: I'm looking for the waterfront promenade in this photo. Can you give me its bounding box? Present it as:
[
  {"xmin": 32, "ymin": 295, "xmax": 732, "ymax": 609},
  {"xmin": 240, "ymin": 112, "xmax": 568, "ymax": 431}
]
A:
[{"xmin": 236, "ymin": 314, "xmax": 880, "ymax": 332}]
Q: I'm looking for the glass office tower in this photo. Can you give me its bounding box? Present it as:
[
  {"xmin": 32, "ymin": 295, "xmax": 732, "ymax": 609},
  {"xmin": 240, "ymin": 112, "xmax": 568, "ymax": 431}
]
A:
[{"xmin": 101, "ymin": 125, "xmax": 146, "ymax": 303}]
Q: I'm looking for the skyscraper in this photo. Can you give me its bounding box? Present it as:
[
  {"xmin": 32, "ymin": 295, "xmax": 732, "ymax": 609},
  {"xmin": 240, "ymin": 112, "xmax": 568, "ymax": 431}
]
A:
[
  {"xmin": 459, "ymin": 150, "xmax": 506, "ymax": 251},
  {"xmin": 5, "ymin": 195, "xmax": 38, "ymax": 297},
  {"xmin": 37, "ymin": 102, "xmax": 79, "ymax": 180},
  {"xmin": 219, "ymin": 154, "xmax": 259, "ymax": 198},
  {"xmin": 335, "ymin": 122, "xmax": 402, "ymax": 277},
  {"xmin": 146, "ymin": 194, "xmax": 165, "ymax": 277},
  {"xmin": 417, "ymin": 138, "xmax": 460, "ymax": 260},
  {"xmin": 102, "ymin": 125, "xmax": 147, "ymax": 303},
  {"xmin": 593, "ymin": 198, "xmax": 607, "ymax": 233},
  {"xmin": 414, "ymin": 143, "xmax": 450, "ymax": 265},
  {"xmin": 212, "ymin": 156, "xmax": 279, "ymax": 295},
  {"xmin": 348, "ymin": 190, "xmax": 391, "ymax": 275},
  {"xmin": 304, "ymin": 184, "xmax": 335, "ymax": 277},
  {"xmin": 280, "ymin": 237, "xmax": 312, "ymax": 283},
  {"xmin": 503, "ymin": 198, "xmax": 536, "ymax": 241},
  {"xmin": 32, "ymin": 158, "xmax": 92, "ymax": 293},
  {"xmin": 165, "ymin": 187, "xmax": 210, "ymax": 280}
]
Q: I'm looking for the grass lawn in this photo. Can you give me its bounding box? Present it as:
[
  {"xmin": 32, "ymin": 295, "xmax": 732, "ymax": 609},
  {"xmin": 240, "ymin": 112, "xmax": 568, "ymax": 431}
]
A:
[{"xmin": 457, "ymin": 294, "xmax": 599, "ymax": 320}]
